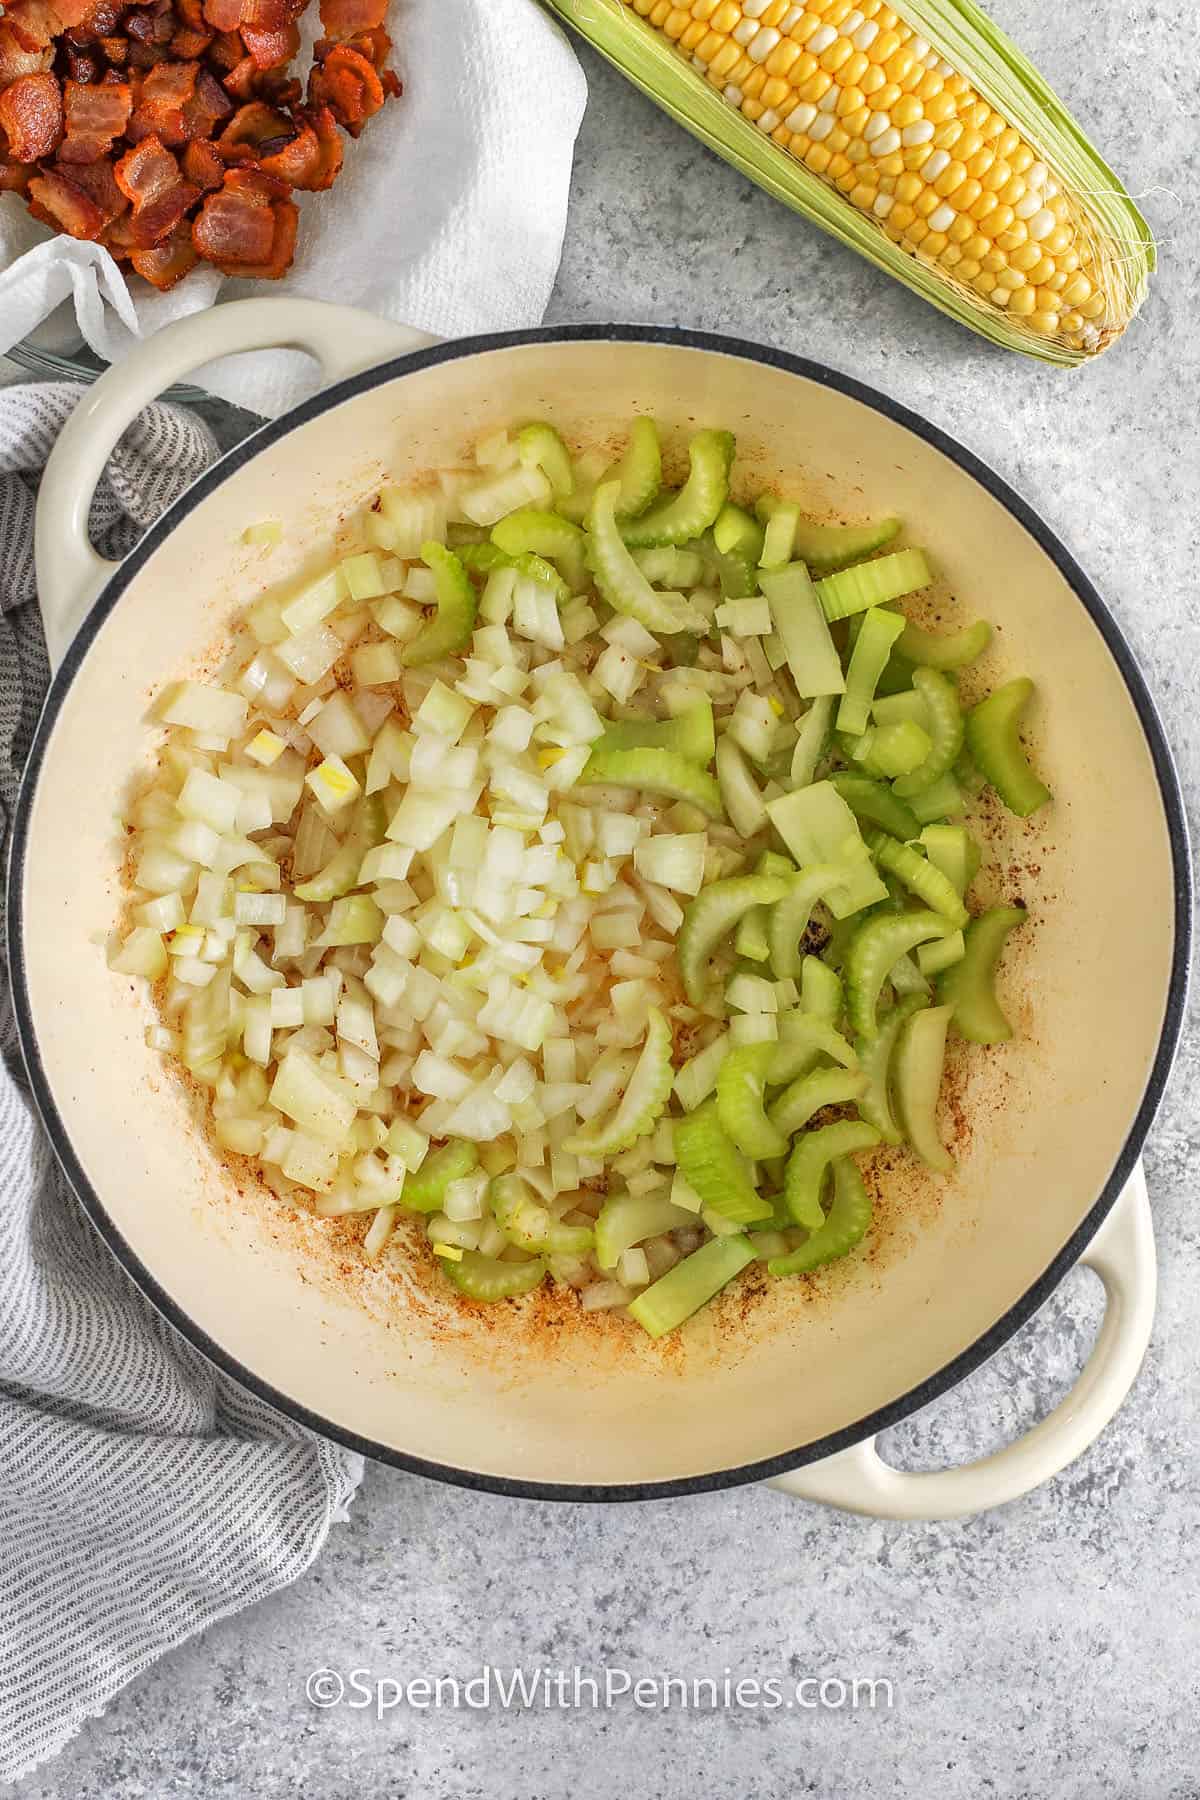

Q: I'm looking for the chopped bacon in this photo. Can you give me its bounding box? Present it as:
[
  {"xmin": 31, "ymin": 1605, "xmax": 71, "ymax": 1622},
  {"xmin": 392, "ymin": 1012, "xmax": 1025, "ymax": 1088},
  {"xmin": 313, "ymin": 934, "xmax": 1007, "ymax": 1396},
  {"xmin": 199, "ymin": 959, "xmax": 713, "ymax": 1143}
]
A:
[
  {"xmin": 170, "ymin": 27, "xmax": 211, "ymax": 57},
  {"xmin": 127, "ymin": 59, "xmax": 195, "ymax": 142},
  {"xmin": 221, "ymin": 54, "xmax": 257, "ymax": 100},
  {"xmin": 27, "ymin": 163, "xmax": 104, "ymax": 234},
  {"xmin": 308, "ymin": 39, "xmax": 380, "ymax": 136},
  {"xmin": 217, "ymin": 97, "xmax": 286, "ymax": 148},
  {"xmin": 258, "ymin": 100, "xmax": 339, "ymax": 189},
  {"xmin": 2, "ymin": 0, "xmax": 397, "ymax": 291},
  {"xmin": 178, "ymin": 64, "xmax": 230, "ymax": 136},
  {"xmin": 58, "ymin": 76, "xmax": 129, "ymax": 160},
  {"xmin": 61, "ymin": 43, "xmax": 102, "ymax": 80},
  {"xmin": 317, "ymin": 0, "xmax": 385, "ymax": 42},
  {"xmin": 0, "ymin": 157, "xmax": 34, "ymax": 191},
  {"xmin": 201, "ymin": 0, "xmax": 243, "ymax": 30},
  {"xmin": 239, "ymin": 20, "xmax": 297, "ymax": 68},
  {"xmin": 0, "ymin": 24, "xmax": 53, "ymax": 86},
  {"xmin": 3, "ymin": 0, "xmax": 60, "ymax": 52},
  {"xmin": 54, "ymin": 146, "xmax": 125, "ymax": 219},
  {"xmin": 113, "ymin": 131, "xmax": 197, "ymax": 241},
  {"xmin": 205, "ymin": 27, "xmax": 243, "ymax": 69},
  {"xmin": 180, "ymin": 133, "xmax": 221, "ymax": 189},
  {"xmin": 130, "ymin": 217, "xmax": 196, "ymax": 286},
  {"xmin": 0, "ymin": 72, "xmax": 63, "ymax": 162}
]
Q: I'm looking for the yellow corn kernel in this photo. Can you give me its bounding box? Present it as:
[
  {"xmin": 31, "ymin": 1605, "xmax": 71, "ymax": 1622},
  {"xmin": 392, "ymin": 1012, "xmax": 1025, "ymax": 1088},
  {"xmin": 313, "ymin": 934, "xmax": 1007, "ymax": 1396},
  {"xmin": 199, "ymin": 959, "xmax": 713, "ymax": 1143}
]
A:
[
  {"xmin": 842, "ymin": 50, "xmax": 869, "ymax": 85},
  {"xmin": 954, "ymin": 178, "xmax": 983, "ymax": 212},
  {"xmin": 870, "ymin": 29, "xmax": 901, "ymax": 61},
  {"xmin": 1010, "ymin": 242, "xmax": 1043, "ymax": 273},
  {"xmin": 947, "ymin": 214, "xmax": 974, "ymax": 245},
  {"xmin": 965, "ymin": 146, "xmax": 995, "ymax": 180},
  {"xmin": 956, "ymin": 258, "xmax": 982, "ymax": 281},
  {"xmin": 915, "ymin": 70, "xmax": 944, "ymax": 102},
  {"xmin": 934, "ymin": 160, "xmax": 967, "ymax": 197},
  {"xmin": 904, "ymin": 218, "xmax": 929, "ymax": 246},
  {"xmin": 889, "ymin": 200, "xmax": 916, "ymax": 230},
  {"xmin": 1079, "ymin": 293, "xmax": 1107, "ymax": 319},
  {"xmin": 741, "ymin": 66, "xmax": 768, "ymax": 98},
  {"xmin": 873, "ymin": 81, "xmax": 901, "ymax": 110},
  {"xmin": 1007, "ymin": 286, "xmax": 1037, "ymax": 316},
  {"xmin": 1044, "ymin": 223, "xmax": 1074, "ymax": 256},
  {"xmin": 995, "ymin": 267, "xmax": 1025, "ymax": 291},
  {"xmin": 681, "ymin": 20, "xmax": 711, "ymax": 48},
  {"xmin": 860, "ymin": 63, "xmax": 886, "ymax": 95},
  {"xmin": 1028, "ymin": 310, "xmax": 1061, "ymax": 335},
  {"xmin": 765, "ymin": 38, "xmax": 803, "ymax": 76},
  {"xmin": 742, "ymin": 95, "xmax": 765, "ymax": 119},
  {"xmin": 1060, "ymin": 310, "xmax": 1085, "ymax": 333},
  {"xmin": 805, "ymin": 142, "xmax": 833, "ymax": 172},
  {"xmin": 876, "ymin": 152, "xmax": 904, "ymax": 175},
  {"xmin": 996, "ymin": 223, "xmax": 1029, "ymax": 252},
  {"xmin": 980, "ymin": 249, "xmax": 1005, "ymax": 273},
  {"xmin": 895, "ymin": 170, "xmax": 922, "ymax": 203},
  {"xmin": 884, "ymin": 48, "xmax": 914, "ymax": 83},
  {"xmin": 893, "ymin": 93, "xmax": 923, "ymax": 127},
  {"xmin": 828, "ymin": 145, "xmax": 852, "ymax": 172},
  {"xmin": 914, "ymin": 188, "xmax": 940, "ymax": 218},
  {"xmin": 1061, "ymin": 271, "xmax": 1093, "ymax": 307},
  {"xmin": 662, "ymin": 8, "xmax": 691, "ymax": 38},
  {"xmin": 932, "ymin": 120, "xmax": 963, "ymax": 150},
  {"xmin": 920, "ymin": 230, "xmax": 948, "ymax": 257},
  {"xmin": 761, "ymin": 76, "xmax": 791, "ymax": 107},
  {"xmin": 995, "ymin": 126, "xmax": 1020, "ymax": 158},
  {"xmin": 973, "ymin": 270, "xmax": 998, "ymax": 297},
  {"xmin": 708, "ymin": 38, "xmax": 741, "ymax": 76},
  {"xmin": 798, "ymin": 69, "xmax": 833, "ymax": 102},
  {"xmin": 820, "ymin": 36, "xmax": 853, "ymax": 72}
]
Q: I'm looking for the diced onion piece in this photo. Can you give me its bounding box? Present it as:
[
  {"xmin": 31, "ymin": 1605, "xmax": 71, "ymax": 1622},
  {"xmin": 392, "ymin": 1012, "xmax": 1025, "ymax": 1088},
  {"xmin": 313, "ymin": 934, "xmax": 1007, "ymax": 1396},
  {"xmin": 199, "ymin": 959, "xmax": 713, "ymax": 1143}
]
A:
[
  {"xmin": 306, "ymin": 755, "xmax": 361, "ymax": 813},
  {"xmin": 633, "ymin": 833, "xmax": 706, "ymax": 896},
  {"xmin": 157, "ymin": 681, "xmax": 248, "ymax": 740}
]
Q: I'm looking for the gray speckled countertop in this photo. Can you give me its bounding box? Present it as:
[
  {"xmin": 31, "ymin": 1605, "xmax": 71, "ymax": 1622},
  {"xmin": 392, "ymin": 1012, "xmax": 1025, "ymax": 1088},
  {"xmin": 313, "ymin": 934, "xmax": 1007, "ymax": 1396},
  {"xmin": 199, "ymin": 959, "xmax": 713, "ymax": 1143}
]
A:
[{"xmin": 10, "ymin": 6, "xmax": 1200, "ymax": 1795}]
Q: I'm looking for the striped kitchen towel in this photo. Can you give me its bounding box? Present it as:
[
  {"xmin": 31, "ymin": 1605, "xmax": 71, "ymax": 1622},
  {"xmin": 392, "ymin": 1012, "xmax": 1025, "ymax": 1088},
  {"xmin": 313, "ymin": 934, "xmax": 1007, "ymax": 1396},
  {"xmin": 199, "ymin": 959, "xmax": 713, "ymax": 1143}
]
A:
[{"xmin": 0, "ymin": 384, "xmax": 363, "ymax": 1786}]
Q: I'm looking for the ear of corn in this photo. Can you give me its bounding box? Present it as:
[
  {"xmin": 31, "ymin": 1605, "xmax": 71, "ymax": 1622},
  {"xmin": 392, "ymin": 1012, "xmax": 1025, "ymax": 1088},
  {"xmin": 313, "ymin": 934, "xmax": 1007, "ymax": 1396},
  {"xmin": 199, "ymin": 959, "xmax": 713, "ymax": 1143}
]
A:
[{"xmin": 541, "ymin": 0, "xmax": 1153, "ymax": 365}]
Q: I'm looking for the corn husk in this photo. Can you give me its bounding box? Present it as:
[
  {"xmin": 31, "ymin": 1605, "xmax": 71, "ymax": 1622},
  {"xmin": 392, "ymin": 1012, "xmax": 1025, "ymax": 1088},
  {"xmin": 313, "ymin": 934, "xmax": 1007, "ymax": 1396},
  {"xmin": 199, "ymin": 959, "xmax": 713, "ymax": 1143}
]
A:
[{"xmin": 540, "ymin": 0, "xmax": 1154, "ymax": 366}]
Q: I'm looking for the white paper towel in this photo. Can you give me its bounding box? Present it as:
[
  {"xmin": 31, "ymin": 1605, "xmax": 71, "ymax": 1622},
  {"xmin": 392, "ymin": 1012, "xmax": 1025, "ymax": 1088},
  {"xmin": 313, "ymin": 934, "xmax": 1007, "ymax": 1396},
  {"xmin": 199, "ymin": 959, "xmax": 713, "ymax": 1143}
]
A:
[{"xmin": 0, "ymin": 0, "xmax": 587, "ymax": 414}]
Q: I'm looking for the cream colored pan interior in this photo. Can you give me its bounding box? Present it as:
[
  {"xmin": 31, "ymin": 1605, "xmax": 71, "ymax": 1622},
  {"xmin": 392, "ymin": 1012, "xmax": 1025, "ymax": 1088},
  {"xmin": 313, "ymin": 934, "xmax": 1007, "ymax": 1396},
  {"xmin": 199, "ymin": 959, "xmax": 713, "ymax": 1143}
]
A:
[{"xmin": 14, "ymin": 332, "xmax": 1184, "ymax": 1492}]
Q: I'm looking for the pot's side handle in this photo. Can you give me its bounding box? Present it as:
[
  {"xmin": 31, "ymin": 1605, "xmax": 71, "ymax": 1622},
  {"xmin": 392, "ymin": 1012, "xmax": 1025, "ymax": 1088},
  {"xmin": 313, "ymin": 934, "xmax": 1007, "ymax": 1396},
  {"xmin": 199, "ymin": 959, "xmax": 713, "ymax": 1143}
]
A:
[
  {"xmin": 770, "ymin": 1162, "xmax": 1155, "ymax": 1521},
  {"xmin": 35, "ymin": 298, "xmax": 436, "ymax": 671}
]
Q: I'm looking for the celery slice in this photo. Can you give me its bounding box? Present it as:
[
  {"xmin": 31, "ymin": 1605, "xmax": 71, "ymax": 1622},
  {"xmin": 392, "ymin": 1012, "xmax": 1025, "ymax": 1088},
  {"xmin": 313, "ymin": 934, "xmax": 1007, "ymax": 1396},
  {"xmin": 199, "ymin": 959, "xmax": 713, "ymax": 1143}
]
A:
[
  {"xmin": 716, "ymin": 1041, "xmax": 789, "ymax": 1160},
  {"xmin": 564, "ymin": 1008, "xmax": 673, "ymax": 1156},
  {"xmin": 965, "ymin": 678, "xmax": 1051, "ymax": 818},
  {"xmin": 918, "ymin": 824, "xmax": 981, "ymax": 899},
  {"xmin": 586, "ymin": 482, "xmax": 706, "ymax": 633},
  {"xmin": 595, "ymin": 1191, "xmax": 695, "ymax": 1271},
  {"xmin": 400, "ymin": 542, "xmax": 478, "ymax": 666},
  {"xmin": 768, "ymin": 1155, "xmax": 873, "ymax": 1277},
  {"xmin": 492, "ymin": 508, "xmax": 587, "ymax": 591},
  {"xmin": 791, "ymin": 516, "xmax": 901, "ymax": 574},
  {"xmin": 401, "ymin": 1140, "xmax": 479, "ymax": 1214},
  {"xmin": 765, "ymin": 782, "xmax": 886, "ymax": 918},
  {"xmin": 678, "ymin": 874, "xmax": 788, "ymax": 1003},
  {"xmin": 621, "ymin": 429, "xmax": 734, "ymax": 548},
  {"xmin": 892, "ymin": 668, "xmax": 965, "ymax": 798},
  {"xmin": 816, "ymin": 549, "xmax": 932, "ymax": 622},
  {"xmin": 614, "ymin": 416, "xmax": 662, "ymax": 519},
  {"xmin": 893, "ymin": 1004, "xmax": 955, "ymax": 1173},
  {"xmin": 829, "ymin": 774, "xmax": 920, "ymax": 841},
  {"xmin": 768, "ymin": 1014, "xmax": 857, "ymax": 1084},
  {"xmin": 837, "ymin": 606, "xmax": 907, "ymax": 737},
  {"xmin": 897, "ymin": 617, "xmax": 992, "ymax": 671},
  {"xmin": 628, "ymin": 1234, "xmax": 756, "ymax": 1338},
  {"xmin": 767, "ymin": 1066, "xmax": 866, "ymax": 1139},
  {"xmin": 866, "ymin": 830, "xmax": 968, "ymax": 927},
  {"xmin": 784, "ymin": 1119, "xmax": 880, "ymax": 1230},
  {"xmin": 580, "ymin": 745, "xmax": 723, "ymax": 818},
  {"xmin": 517, "ymin": 422, "xmax": 574, "ymax": 498},
  {"xmin": 595, "ymin": 698, "xmax": 714, "ymax": 764},
  {"xmin": 673, "ymin": 1099, "xmax": 772, "ymax": 1224},
  {"xmin": 853, "ymin": 992, "xmax": 927, "ymax": 1145},
  {"xmin": 445, "ymin": 1251, "xmax": 546, "ymax": 1302},
  {"xmin": 760, "ymin": 564, "xmax": 844, "ymax": 698},
  {"xmin": 845, "ymin": 909, "xmax": 957, "ymax": 1038},
  {"xmin": 939, "ymin": 905, "xmax": 1027, "ymax": 1044}
]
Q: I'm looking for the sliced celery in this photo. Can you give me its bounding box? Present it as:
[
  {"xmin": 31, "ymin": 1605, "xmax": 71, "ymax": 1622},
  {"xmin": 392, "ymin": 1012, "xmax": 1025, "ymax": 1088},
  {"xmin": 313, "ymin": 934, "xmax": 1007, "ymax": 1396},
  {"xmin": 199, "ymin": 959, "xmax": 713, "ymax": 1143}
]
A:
[
  {"xmin": 628, "ymin": 1234, "xmax": 756, "ymax": 1338},
  {"xmin": 761, "ymin": 564, "xmax": 844, "ymax": 698},
  {"xmin": 816, "ymin": 550, "xmax": 932, "ymax": 622},
  {"xmin": 621, "ymin": 429, "xmax": 734, "ymax": 548}
]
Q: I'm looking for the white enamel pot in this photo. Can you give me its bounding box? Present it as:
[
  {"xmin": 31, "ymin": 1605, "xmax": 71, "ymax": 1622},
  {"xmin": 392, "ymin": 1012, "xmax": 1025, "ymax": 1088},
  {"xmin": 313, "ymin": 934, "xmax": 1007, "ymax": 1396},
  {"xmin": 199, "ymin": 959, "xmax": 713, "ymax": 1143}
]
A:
[{"xmin": 10, "ymin": 300, "xmax": 1191, "ymax": 1518}]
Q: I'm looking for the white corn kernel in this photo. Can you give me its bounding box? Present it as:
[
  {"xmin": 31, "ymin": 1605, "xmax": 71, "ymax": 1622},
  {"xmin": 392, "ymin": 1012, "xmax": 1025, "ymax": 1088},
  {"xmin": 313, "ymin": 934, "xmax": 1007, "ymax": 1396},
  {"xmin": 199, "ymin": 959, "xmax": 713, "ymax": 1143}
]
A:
[
  {"xmin": 921, "ymin": 148, "xmax": 950, "ymax": 181},
  {"xmin": 757, "ymin": 107, "xmax": 781, "ymax": 130},
  {"xmin": 785, "ymin": 101, "xmax": 817, "ymax": 131},
  {"xmin": 1015, "ymin": 191, "xmax": 1041, "ymax": 219},
  {"xmin": 808, "ymin": 111, "xmax": 835, "ymax": 141},
  {"xmin": 748, "ymin": 24, "xmax": 780, "ymax": 60},
  {"xmin": 842, "ymin": 9, "xmax": 863, "ymax": 30},
  {"xmin": 910, "ymin": 35, "xmax": 930, "ymax": 58},
  {"xmin": 1027, "ymin": 208, "xmax": 1056, "ymax": 241},
  {"xmin": 1026, "ymin": 161, "xmax": 1049, "ymax": 190},
  {"xmin": 732, "ymin": 14, "xmax": 758, "ymax": 43},
  {"xmin": 864, "ymin": 110, "xmax": 890, "ymax": 141},
  {"xmin": 852, "ymin": 18, "xmax": 878, "ymax": 49},
  {"xmin": 872, "ymin": 192, "xmax": 894, "ymax": 218},
  {"xmin": 818, "ymin": 84, "xmax": 839, "ymax": 110},
  {"xmin": 870, "ymin": 127, "xmax": 901, "ymax": 156},
  {"xmin": 929, "ymin": 202, "xmax": 955, "ymax": 232},
  {"xmin": 724, "ymin": 83, "xmax": 744, "ymax": 104},
  {"xmin": 780, "ymin": 4, "xmax": 804, "ymax": 29},
  {"xmin": 807, "ymin": 22, "xmax": 836, "ymax": 51},
  {"xmin": 743, "ymin": 0, "xmax": 772, "ymax": 14},
  {"xmin": 901, "ymin": 119, "xmax": 934, "ymax": 146}
]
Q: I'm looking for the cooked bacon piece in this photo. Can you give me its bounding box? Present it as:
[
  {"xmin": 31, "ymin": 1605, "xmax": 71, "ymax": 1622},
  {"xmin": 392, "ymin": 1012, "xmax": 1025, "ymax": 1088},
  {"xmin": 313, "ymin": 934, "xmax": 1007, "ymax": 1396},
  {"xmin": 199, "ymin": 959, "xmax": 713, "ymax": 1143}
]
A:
[
  {"xmin": 239, "ymin": 0, "xmax": 306, "ymax": 28},
  {"xmin": 0, "ymin": 157, "xmax": 34, "ymax": 191},
  {"xmin": 96, "ymin": 32, "xmax": 127, "ymax": 61},
  {"xmin": 317, "ymin": 0, "xmax": 384, "ymax": 42},
  {"xmin": 122, "ymin": 2, "xmax": 173, "ymax": 46},
  {"xmin": 65, "ymin": 0, "xmax": 124, "ymax": 42},
  {"xmin": 180, "ymin": 133, "xmax": 221, "ymax": 189},
  {"xmin": 254, "ymin": 67, "xmax": 300, "ymax": 106},
  {"xmin": 58, "ymin": 76, "xmax": 129, "ymax": 160},
  {"xmin": 192, "ymin": 162, "xmax": 294, "ymax": 275},
  {"xmin": 50, "ymin": 0, "xmax": 99, "ymax": 27},
  {"xmin": 113, "ymin": 131, "xmax": 197, "ymax": 242},
  {"xmin": 60, "ymin": 147, "xmax": 126, "ymax": 216},
  {"xmin": 178, "ymin": 64, "xmax": 230, "ymax": 136},
  {"xmin": 0, "ymin": 72, "xmax": 63, "ymax": 162},
  {"xmin": 217, "ymin": 97, "xmax": 285, "ymax": 148},
  {"xmin": 3, "ymin": 0, "xmax": 60, "ymax": 51},
  {"xmin": 61, "ymin": 43, "xmax": 102, "ymax": 80},
  {"xmin": 130, "ymin": 217, "xmax": 196, "ymax": 286},
  {"xmin": 170, "ymin": 26, "xmax": 211, "ymax": 57},
  {"xmin": 205, "ymin": 27, "xmax": 243, "ymax": 68},
  {"xmin": 220, "ymin": 55, "xmax": 257, "ymax": 100},
  {"xmin": 307, "ymin": 40, "xmax": 380, "ymax": 136},
  {"xmin": 341, "ymin": 23, "xmax": 387, "ymax": 68},
  {"xmin": 239, "ymin": 20, "xmax": 297, "ymax": 67},
  {"xmin": 27, "ymin": 163, "xmax": 105, "ymax": 234},
  {"xmin": 0, "ymin": 25, "xmax": 53, "ymax": 87},
  {"xmin": 127, "ymin": 59, "xmax": 195, "ymax": 142},
  {"xmin": 201, "ymin": 0, "xmax": 243, "ymax": 30},
  {"xmin": 258, "ymin": 100, "xmax": 339, "ymax": 189}
]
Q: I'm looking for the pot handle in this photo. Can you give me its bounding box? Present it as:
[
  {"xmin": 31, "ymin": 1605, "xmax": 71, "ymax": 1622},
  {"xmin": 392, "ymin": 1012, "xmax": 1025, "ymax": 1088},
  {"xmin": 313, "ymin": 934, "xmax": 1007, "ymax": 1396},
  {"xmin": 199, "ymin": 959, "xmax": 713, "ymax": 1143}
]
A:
[
  {"xmin": 769, "ymin": 1161, "xmax": 1155, "ymax": 1521},
  {"xmin": 35, "ymin": 298, "xmax": 436, "ymax": 670}
]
